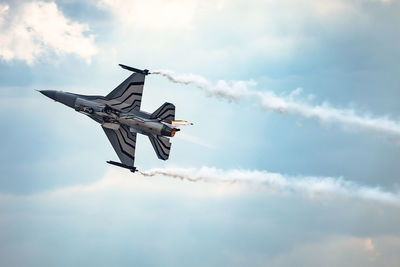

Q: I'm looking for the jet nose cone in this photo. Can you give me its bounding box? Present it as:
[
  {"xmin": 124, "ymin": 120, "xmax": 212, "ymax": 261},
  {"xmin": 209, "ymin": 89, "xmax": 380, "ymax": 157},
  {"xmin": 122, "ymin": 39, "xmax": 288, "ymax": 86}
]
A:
[{"xmin": 39, "ymin": 90, "xmax": 57, "ymax": 101}]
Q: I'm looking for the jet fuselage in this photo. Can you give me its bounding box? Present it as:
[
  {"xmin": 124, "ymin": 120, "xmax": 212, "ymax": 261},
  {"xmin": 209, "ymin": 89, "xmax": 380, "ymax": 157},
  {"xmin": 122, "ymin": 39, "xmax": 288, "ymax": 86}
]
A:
[{"xmin": 39, "ymin": 90, "xmax": 178, "ymax": 138}]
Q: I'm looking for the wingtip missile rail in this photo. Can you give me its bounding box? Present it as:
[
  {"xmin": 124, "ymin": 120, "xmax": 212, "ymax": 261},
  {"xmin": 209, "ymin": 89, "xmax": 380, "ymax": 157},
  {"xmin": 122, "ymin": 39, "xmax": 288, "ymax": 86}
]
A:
[
  {"xmin": 119, "ymin": 64, "xmax": 150, "ymax": 75},
  {"xmin": 107, "ymin": 160, "xmax": 137, "ymax": 172}
]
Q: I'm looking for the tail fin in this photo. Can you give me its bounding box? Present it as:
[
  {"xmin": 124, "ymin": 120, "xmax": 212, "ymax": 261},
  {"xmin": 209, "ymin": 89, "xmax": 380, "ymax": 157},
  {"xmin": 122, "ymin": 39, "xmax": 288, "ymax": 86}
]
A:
[
  {"xmin": 150, "ymin": 102, "xmax": 175, "ymax": 123},
  {"xmin": 148, "ymin": 135, "xmax": 171, "ymax": 160}
]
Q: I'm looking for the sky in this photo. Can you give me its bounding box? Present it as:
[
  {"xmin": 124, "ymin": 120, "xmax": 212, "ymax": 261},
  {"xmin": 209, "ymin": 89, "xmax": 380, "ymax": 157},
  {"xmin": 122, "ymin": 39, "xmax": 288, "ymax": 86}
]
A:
[{"xmin": 1, "ymin": 0, "xmax": 400, "ymax": 266}]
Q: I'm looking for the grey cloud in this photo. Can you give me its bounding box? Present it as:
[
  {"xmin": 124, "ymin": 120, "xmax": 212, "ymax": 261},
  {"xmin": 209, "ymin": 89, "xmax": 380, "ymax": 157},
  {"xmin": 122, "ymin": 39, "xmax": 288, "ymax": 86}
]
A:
[{"xmin": 1, "ymin": 169, "xmax": 400, "ymax": 266}]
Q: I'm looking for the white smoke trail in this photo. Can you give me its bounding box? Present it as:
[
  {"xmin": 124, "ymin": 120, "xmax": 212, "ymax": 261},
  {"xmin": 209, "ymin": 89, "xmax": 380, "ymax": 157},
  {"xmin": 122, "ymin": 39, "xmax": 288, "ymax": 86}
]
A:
[
  {"xmin": 140, "ymin": 167, "xmax": 400, "ymax": 206},
  {"xmin": 152, "ymin": 70, "xmax": 400, "ymax": 140}
]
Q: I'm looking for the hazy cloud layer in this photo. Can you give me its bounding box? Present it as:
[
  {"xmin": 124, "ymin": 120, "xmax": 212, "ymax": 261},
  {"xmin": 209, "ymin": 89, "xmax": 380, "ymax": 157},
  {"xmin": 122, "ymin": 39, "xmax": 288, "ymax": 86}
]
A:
[
  {"xmin": 0, "ymin": 1, "xmax": 97, "ymax": 64},
  {"xmin": 1, "ymin": 168, "xmax": 400, "ymax": 266}
]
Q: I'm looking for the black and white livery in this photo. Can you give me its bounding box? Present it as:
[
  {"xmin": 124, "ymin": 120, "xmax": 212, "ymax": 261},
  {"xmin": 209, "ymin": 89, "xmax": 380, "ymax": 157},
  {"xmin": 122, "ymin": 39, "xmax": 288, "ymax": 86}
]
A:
[{"xmin": 39, "ymin": 64, "xmax": 192, "ymax": 172}]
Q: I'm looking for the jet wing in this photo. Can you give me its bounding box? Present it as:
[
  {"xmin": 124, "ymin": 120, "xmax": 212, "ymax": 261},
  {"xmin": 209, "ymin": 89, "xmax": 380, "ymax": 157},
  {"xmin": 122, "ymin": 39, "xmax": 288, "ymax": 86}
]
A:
[
  {"xmin": 102, "ymin": 72, "xmax": 145, "ymax": 113},
  {"xmin": 102, "ymin": 125, "xmax": 137, "ymax": 169}
]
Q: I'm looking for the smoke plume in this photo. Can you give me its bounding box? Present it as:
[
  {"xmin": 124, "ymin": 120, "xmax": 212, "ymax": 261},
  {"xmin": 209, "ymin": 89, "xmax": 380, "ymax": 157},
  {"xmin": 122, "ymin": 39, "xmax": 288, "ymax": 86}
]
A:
[
  {"xmin": 140, "ymin": 167, "xmax": 400, "ymax": 206},
  {"xmin": 152, "ymin": 70, "xmax": 400, "ymax": 140}
]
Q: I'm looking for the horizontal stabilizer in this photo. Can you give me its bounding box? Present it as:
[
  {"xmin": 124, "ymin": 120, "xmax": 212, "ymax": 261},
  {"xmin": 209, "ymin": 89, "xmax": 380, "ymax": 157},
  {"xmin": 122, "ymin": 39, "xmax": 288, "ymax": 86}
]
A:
[
  {"xmin": 149, "ymin": 135, "xmax": 171, "ymax": 160},
  {"xmin": 150, "ymin": 102, "xmax": 175, "ymax": 123}
]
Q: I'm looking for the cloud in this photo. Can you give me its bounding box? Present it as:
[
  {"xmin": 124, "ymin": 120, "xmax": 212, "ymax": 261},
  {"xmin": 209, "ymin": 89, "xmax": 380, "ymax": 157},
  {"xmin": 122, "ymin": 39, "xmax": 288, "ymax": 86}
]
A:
[
  {"xmin": 0, "ymin": 1, "xmax": 97, "ymax": 64},
  {"xmin": 268, "ymin": 236, "xmax": 392, "ymax": 267},
  {"xmin": 364, "ymin": 238, "xmax": 375, "ymax": 251},
  {"xmin": 97, "ymin": 0, "xmax": 198, "ymax": 30},
  {"xmin": 1, "ymin": 167, "xmax": 400, "ymax": 266},
  {"xmin": 91, "ymin": 0, "xmax": 399, "ymax": 72},
  {"xmin": 152, "ymin": 70, "xmax": 400, "ymax": 141}
]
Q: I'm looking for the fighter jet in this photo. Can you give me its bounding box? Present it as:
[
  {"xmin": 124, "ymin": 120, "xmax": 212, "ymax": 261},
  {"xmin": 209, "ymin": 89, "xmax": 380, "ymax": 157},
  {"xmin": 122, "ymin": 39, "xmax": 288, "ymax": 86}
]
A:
[{"xmin": 39, "ymin": 64, "xmax": 192, "ymax": 172}]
